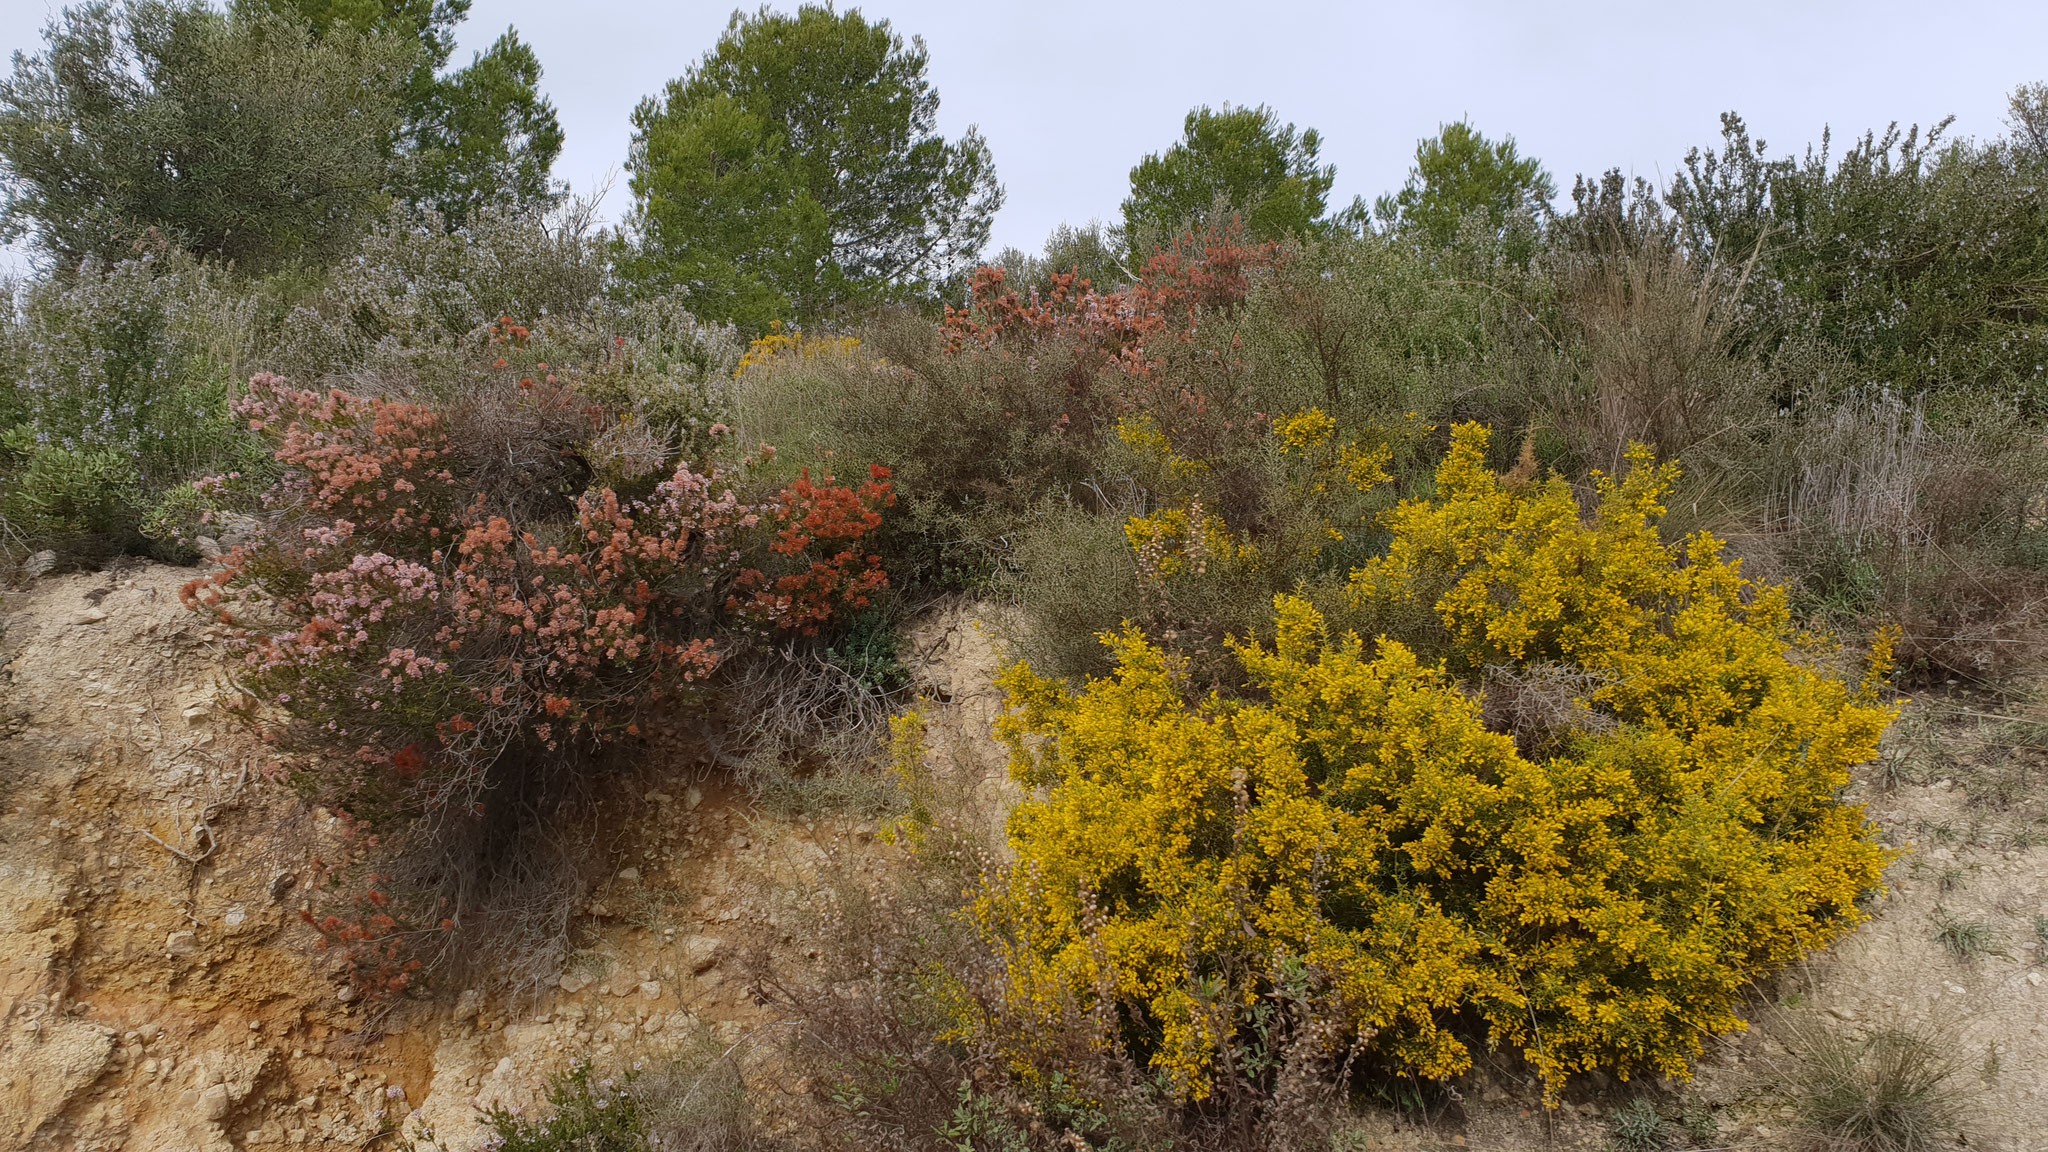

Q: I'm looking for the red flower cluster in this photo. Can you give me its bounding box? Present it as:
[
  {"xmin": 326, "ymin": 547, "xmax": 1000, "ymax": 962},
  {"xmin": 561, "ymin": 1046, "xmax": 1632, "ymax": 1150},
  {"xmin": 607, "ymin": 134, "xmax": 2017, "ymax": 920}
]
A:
[
  {"xmin": 942, "ymin": 222, "xmax": 1277, "ymax": 376},
  {"xmin": 936, "ymin": 223, "xmax": 1280, "ymax": 449}
]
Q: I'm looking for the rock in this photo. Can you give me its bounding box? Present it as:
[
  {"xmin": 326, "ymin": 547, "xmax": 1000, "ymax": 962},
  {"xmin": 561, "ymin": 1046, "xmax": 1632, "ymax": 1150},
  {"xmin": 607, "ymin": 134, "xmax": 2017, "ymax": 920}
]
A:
[
  {"xmin": 2028, "ymin": 971, "xmax": 2042, "ymax": 987},
  {"xmin": 558, "ymin": 970, "xmax": 592, "ymax": 994},
  {"xmin": 617, "ymin": 867, "xmax": 640, "ymax": 883},
  {"xmin": 196, "ymin": 1083, "xmax": 232, "ymax": 1121},
  {"xmin": 182, "ymin": 703, "xmax": 211, "ymax": 726},
  {"xmin": 639, "ymin": 980, "xmax": 661, "ymax": 1000},
  {"xmin": 334, "ymin": 986, "xmax": 357, "ymax": 1004},
  {"xmin": 641, "ymin": 1015, "xmax": 664, "ymax": 1034},
  {"xmin": 452, "ymin": 988, "xmax": 483, "ymax": 1021},
  {"xmin": 223, "ymin": 904, "xmax": 248, "ymax": 931},
  {"xmin": 682, "ymin": 935, "xmax": 721, "ymax": 974},
  {"xmin": 22, "ymin": 550, "xmax": 57, "ymax": 578},
  {"xmin": 216, "ymin": 512, "xmax": 260, "ymax": 549},
  {"xmin": 166, "ymin": 929, "xmax": 200, "ymax": 957},
  {"xmin": 194, "ymin": 536, "xmax": 223, "ymax": 560},
  {"xmin": 684, "ymin": 786, "xmax": 703, "ymax": 811},
  {"xmin": 0, "ymin": 1018, "xmax": 116, "ymax": 1145},
  {"xmin": 71, "ymin": 607, "xmax": 108, "ymax": 625}
]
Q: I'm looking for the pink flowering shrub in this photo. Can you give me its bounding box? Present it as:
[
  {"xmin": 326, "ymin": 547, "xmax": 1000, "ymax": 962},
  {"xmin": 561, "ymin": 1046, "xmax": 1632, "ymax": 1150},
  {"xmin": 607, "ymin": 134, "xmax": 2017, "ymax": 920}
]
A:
[
  {"xmin": 188, "ymin": 371, "xmax": 892, "ymax": 808},
  {"xmin": 184, "ymin": 346, "xmax": 892, "ymax": 990}
]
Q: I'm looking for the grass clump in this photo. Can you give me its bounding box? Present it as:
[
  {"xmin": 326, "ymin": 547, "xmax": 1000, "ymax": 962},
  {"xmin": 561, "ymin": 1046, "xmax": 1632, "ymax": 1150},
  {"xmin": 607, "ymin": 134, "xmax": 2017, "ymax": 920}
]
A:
[
  {"xmin": 1782, "ymin": 1023, "xmax": 1969, "ymax": 1152},
  {"xmin": 1930, "ymin": 910, "xmax": 2006, "ymax": 962}
]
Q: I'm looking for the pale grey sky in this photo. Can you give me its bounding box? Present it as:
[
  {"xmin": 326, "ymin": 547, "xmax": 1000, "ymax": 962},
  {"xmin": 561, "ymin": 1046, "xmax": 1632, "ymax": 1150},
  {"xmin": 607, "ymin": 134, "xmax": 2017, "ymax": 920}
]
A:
[{"xmin": 5, "ymin": 0, "xmax": 2047, "ymax": 274}]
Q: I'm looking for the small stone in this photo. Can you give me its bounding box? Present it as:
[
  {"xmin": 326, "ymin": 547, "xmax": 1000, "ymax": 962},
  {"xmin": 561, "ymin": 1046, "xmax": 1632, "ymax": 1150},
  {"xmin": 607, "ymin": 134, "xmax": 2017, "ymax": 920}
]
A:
[
  {"xmin": 452, "ymin": 988, "xmax": 483, "ymax": 1021},
  {"xmin": 617, "ymin": 867, "xmax": 640, "ymax": 883},
  {"xmin": 641, "ymin": 1016, "xmax": 664, "ymax": 1034},
  {"xmin": 166, "ymin": 930, "xmax": 200, "ymax": 958},
  {"xmin": 639, "ymin": 980, "xmax": 662, "ymax": 1000},
  {"xmin": 645, "ymin": 791, "xmax": 671, "ymax": 804},
  {"xmin": 2027, "ymin": 971, "xmax": 2042, "ymax": 987},
  {"xmin": 72, "ymin": 607, "xmax": 108, "ymax": 625},
  {"xmin": 682, "ymin": 935, "xmax": 721, "ymax": 974},
  {"xmin": 1827, "ymin": 1006, "xmax": 1857, "ymax": 1022},
  {"xmin": 1945, "ymin": 983, "xmax": 1967, "ymax": 995},
  {"xmin": 335, "ymin": 986, "xmax": 357, "ymax": 1004},
  {"xmin": 23, "ymin": 550, "xmax": 57, "ymax": 578},
  {"xmin": 729, "ymin": 833, "xmax": 750, "ymax": 850},
  {"xmin": 223, "ymin": 905, "xmax": 248, "ymax": 930},
  {"xmin": 196, "ymin": 1083, "xmax": 231, "ymax": 1121},
  {"xmin": 558, "ymin": 970, "xmax": 592, "ymax": 994},
  {"xmin": 684, "ymin": 786, "xmax": 703, "ymax": 811},
  {"xmin": 195, "ymin": 537, "xmax": 223, "ymax": 560}
]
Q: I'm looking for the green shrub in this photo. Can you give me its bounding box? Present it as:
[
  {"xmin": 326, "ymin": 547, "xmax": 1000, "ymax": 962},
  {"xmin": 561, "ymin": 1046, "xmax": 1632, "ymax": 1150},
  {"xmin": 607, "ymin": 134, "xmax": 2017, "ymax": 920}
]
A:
[
  {"xmin": 1607, "ymin": 1099, "xmax": 1671, "ymax": 1151},
  {"xmin": 0, "ymin": 248, "xmax": 262, "ymax": 559},
  {"xmin": 475, "ymin": 1060, "xmax": 644, "ymax": 1152}
]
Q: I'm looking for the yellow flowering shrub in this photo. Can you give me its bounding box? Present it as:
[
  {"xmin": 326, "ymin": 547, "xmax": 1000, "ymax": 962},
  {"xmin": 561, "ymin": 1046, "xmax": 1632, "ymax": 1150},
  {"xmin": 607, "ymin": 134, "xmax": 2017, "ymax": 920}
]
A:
[
  {"xmin": 734, "ymin": 321, "xmax": 862, "ymax": 375},
  {"xmin": 985, "ymin": 423, "xmax": 1893, "ymax": 1100}
]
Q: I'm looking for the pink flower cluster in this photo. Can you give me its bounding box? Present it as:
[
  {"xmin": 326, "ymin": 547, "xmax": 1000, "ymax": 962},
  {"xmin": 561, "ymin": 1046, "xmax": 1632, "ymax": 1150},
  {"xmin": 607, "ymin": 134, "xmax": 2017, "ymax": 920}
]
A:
[{"xmin": 187, "ymin": 364, "xmax": 894, "ymax": 803}]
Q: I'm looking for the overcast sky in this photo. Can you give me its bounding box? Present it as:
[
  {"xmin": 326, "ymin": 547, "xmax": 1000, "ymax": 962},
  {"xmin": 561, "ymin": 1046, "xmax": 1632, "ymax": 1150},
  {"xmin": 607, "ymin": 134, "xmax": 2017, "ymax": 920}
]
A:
[{"xmin": 5, "ymin": 0, "xmax": 2048, "ymax": 273}]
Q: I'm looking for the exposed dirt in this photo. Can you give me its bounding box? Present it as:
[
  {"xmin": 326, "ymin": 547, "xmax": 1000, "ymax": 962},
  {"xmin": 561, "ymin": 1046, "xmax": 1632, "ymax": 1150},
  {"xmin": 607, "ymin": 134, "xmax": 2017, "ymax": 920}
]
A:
[{"xmin": 2, "ymin": 564, "xmax": 2044, "ymax": 1151}]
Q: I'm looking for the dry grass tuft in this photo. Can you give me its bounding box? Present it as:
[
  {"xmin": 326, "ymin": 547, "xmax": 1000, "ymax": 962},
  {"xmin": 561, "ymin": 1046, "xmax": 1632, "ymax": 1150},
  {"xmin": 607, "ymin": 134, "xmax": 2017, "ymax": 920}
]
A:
[{"xmin": 1779, "ymin": 1020, "xmax": 1970, "ymax": 1152}]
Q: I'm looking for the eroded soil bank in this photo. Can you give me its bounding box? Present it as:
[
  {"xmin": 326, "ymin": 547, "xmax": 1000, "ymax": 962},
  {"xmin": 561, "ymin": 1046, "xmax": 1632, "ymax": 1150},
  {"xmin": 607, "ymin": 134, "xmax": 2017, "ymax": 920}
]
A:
[{"xmin": 2, "ymin": 564, "xmax": 2044, "ymax": 1150}]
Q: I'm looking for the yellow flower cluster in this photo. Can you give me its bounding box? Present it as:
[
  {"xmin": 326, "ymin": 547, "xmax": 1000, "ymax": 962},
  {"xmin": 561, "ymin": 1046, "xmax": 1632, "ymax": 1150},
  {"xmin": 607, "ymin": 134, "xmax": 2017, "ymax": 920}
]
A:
[
  {"xmin": 734, "ymin": 321, "xmax": 862, "ymax": 375},
  {"xmin": 1123, "ymin": 503, "xmax": 1253, "ymax": 582},
  {"xmin": 984, "ymin": 423, "xmax": 1894, "ymax": 1099},
  {"xmin": 1115, "ymin": 415, "xmax": 1208, "ymax": 488}
]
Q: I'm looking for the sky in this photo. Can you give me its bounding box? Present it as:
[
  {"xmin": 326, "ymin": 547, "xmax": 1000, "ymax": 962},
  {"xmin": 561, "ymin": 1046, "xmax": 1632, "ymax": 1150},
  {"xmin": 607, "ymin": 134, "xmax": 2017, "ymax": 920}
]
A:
[{"xmin": 4, "ymin": 0, "xmax": 2048, "ymax": 272}]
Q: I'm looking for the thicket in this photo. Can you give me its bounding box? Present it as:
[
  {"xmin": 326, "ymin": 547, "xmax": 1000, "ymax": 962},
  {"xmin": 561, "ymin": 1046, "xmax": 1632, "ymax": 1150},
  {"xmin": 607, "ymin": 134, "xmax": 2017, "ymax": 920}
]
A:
[{"xmin": 2, "ymin": 1, "xmax": 2045, "ymax": 1138}]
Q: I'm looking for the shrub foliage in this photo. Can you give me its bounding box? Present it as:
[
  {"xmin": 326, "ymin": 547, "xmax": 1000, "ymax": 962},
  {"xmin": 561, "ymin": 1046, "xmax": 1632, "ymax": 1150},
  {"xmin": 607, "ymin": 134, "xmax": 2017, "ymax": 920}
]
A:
[
  {"xmin": 985, "ymin": 424, "xmax": 1894, "ymax": 1097},
  {"xmin": 189, "ymin": 352, "xmax": 892, "ymax": 814}
]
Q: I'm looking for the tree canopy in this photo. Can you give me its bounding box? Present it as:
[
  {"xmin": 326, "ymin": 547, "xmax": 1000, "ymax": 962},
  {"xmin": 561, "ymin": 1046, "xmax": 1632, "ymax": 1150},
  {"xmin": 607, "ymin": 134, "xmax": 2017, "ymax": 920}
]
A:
[
  {"xmin": 627, "ymin": 3, "xmax": 1001, "ymax": 332},
  {"xmin": 1376, "ymin": 120, "xmax": 1556, "ymax": 246},
  {"xmin": 1121, "ymin": 103, "xmax": 1335, "ymax": 252},
  {"xmin": 0, "ymin": 0, "xmax": 561, "ymax": 271},
  {"xmin": 0, "ymin": 0, "xmax": 413, "ymax": 271},
  {"xmin": 257, "ymin": 0, "xmax": 563, "ymax": 226}
]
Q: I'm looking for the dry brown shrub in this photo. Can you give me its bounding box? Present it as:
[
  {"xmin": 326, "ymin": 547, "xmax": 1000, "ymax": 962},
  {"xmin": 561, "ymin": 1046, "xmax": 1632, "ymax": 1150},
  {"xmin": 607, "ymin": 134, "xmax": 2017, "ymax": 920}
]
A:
[{"xmin": 1551, "ymin": 230, "xmax": 1770, "ymax": 477}]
